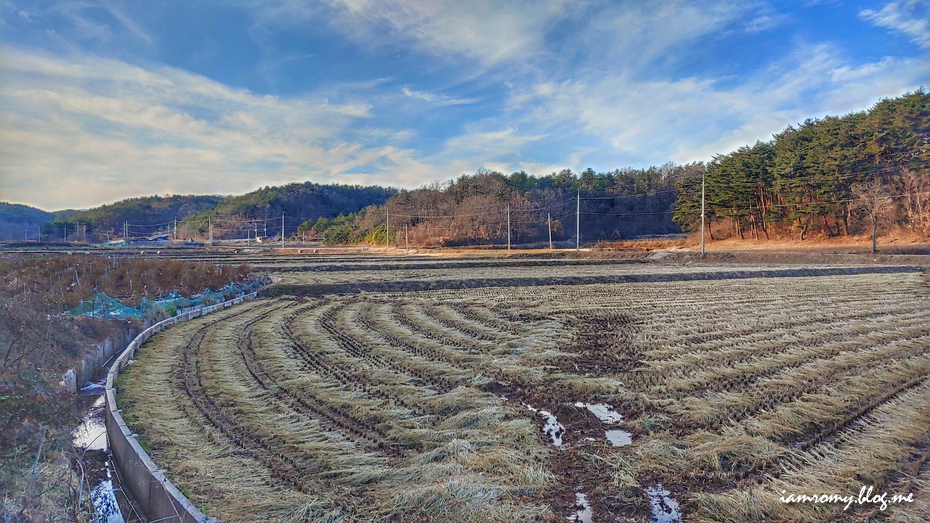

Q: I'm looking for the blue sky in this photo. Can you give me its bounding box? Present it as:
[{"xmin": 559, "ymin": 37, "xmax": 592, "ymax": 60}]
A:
[{"xmin": 1, "ymin": 0, "xmax": 928, "ymax": 210}]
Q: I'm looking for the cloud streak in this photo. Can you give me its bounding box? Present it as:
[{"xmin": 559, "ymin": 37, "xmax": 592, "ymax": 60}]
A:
[
  {"xmin": 0, "ymin": 48, "xmax": 424, "ymax": 208},
  {"xmin": 401, "ymin": 87, "xmax": 477, "ymax": 106},
  {"xmin": 861, "ymin": 0, "xmax": 930, "ymax": 49},
  {"xmin": 2, "ymin": 1, "xmax": 926, "ymax": 210}
]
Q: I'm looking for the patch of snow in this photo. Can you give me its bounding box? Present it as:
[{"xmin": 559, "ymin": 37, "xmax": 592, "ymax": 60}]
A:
[
  {"xmin": 605, "ymin": 429, "xmax": 632, "ymax": 447},
  {"xmin": 567, "ymin": 492, "xmax": 593, "ymax": 523},
  {"xmin": 646, "ymin": 484, "xmax": 681, "ymax": 523}
]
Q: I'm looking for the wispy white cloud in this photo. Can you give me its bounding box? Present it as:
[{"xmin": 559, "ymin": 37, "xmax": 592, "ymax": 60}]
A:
[
  {"xmin": 14, "ymin": 0, "xmax": 155, "ymax": 45},
  {"xmin": 744, "ymin": 3, "xmax": 791, "ymax": 34},
  {"xmin": 0, "ymin": 48, "xmax": 419, "ymax": 208},
  {"xmin": 577, "ymin": 1, "xmax": 756, "ymax": 69},
  {"xmin": 861, "ymin": 0, "xmax": 930, "ymax": 49},
  {"xmin": 251, "ymin": 0, "xmax": 573, "ymax": 67},
  {"xmin": 99, "ymin": 0, "xmax": 154, "ymax": 44},
  {"xmin": 438, "ymin": 127, "xmax": 546, "ymax": 161},
  {"xmin": 507, "ymin": 42, "xmax": 930, "ymax": 168},
  {"xmin": 3, "ymin": 0, "xmax": 927, "ymax": 211},
  {"xmin": 401, "ymin": 87, "xmax": 477, "ymax": 106}
]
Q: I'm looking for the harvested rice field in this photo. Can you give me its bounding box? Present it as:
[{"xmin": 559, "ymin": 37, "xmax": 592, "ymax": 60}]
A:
[{"xmin": 117, "ymin": 268, "xmax": 930, "ymax": 522}]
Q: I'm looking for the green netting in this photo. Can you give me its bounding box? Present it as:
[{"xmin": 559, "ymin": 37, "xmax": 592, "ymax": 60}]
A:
[
  {"xmin": 70, "ymin": 280, "xmax": 262, "ymax": 320},
  {"xmin": 71, "ymin": 292, "xmax": 144, "ymax": 319}
]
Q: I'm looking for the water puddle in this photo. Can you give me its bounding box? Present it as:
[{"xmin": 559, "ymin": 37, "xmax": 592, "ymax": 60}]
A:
[
  {"xmin": 524, "ymin": 403, "xmax": 565, "ymax": 447},
  {"xmin": 574, "ymin": 402, "xmax": 623, "ymax": 424},
  {"xmin": 604, "ymin": 429, "xmax": 632, "ymax": 447},
  {"xmin": 73, "ymin": 396, "xmax": 108, "ymax": 451},
  {"xmin": 646, "ymin": 484, "xmax": 681, "ymax": 523},
  {"xmin": 541, "ymin": 411, "xmax": 565, "ymax": 447},
  {"xmin": 575, "ymin": 402, "xmax": 631, "ymax": 446},
  {"xmin": 73, "ymin": 390, "xmax": 128, "ymax": 523},
  {"xmin": 90, "ymin": 474, "xmax": 125, "ymax": 523},
  {"xmin": 567, "ymin": 492, "xmax": 593, "ymax": 523}
]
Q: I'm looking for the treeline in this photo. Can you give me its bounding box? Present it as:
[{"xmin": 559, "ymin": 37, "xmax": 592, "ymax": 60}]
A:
[
  {"xmin": 674, "ymin": 89, "xmax": 930, "ymax": 240},
  {"xmin": 42, "ymin": 195, "xmax": 222, "ymax": 241},
  {"xmin": 179, "ymin": 182, "xmax": 395, "ymax": 240},
  {"xmin": 38, "ymin": 183, "xmax": 395, "ymax": 242},
  {"xmin": 302, "ymin": 164, "xmax": 700, "ymax": 247}
]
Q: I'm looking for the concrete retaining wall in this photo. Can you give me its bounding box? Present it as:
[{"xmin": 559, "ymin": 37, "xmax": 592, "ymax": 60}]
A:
[{"xmin": 105, "ymin": 293, "xmax": 256, "ymax": 523}]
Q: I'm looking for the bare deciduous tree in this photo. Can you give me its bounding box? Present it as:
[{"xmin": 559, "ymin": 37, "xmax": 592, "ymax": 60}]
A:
[
  {"xmin": 900, "ymin": 167, "xmax": 930, "ymax": 234},
  {"xmin": 851, "ymin": 180, "xmax": 894, "ymax": 254}
]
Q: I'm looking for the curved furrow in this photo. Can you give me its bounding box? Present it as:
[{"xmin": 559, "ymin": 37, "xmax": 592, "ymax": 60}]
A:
[
  {"xmin": 419, "ymin": 302, "xmax": 505, "ymax": 342},
  {"xmin": 354, "ymin": 303, "xmax": 479, "ymax": 375},
  {"xmin": 447, "ymin": 302, "xmax": 525, "ymax": 335},
  {"xmin": 232, "ymin": 303, "xmax": 400, "ymax": 454},
  {"xmin": 388, "ymin": 301, "xmax": 495, "ymax": 354},
  {"xmin": 650, "ymin": 310, "xmax": 930, "ymax": 396},
  {"xmin": 279, "ymin": 304, "xmax": 425, "ymax": 419},
  {"xmin": 175, "ymin": 302, "xmax": 323, "ymax": 494},
  {"xmin": 637, "ymin": 300, "xmax": 924, "ymax": 358},
  {"xmin": 638, "ymin": 304, "xmax": 926, "ymax": 371},
  {"xmin": 659, "ymin": 333, "xmax": 930, "ymax": 430},
  {"xmin": 724, "ymin": 370, "xmax": 930, "ymax": 484},
  {"xmin": 318, "ymin": 302, "xmax": 460, "ymax": 394}
]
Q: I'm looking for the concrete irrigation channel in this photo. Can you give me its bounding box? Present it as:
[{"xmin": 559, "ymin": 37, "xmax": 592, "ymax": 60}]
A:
[{"xmin": 105, "ymin": 293, "xmax": 256, "ymax": 523}]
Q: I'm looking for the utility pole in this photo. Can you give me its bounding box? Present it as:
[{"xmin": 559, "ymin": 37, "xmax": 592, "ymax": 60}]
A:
[
  {"xmin": 385, "ymin": 210, "xmax": 389, "ymax": 249},
  {"xmin": 174, "ymin": 218, "xmax": 178, "ymax": 243},
  {"xmin": 255, "ymin": 223, "xmax": 258, "ymax": 243},
  {"xmin": 405, "ymin": 224, "xmax": 408, "ymax": 250},
  {"xmin": 208, "ymin": 216, "xmax": 212, "ymax": 246},
  {"xmin": 576, "ymin": 188, "xmax": 581, "ymax": 250},
  {"xmin": 701, "ymin": 170, "xmax": 706, "ymax": 257},
  {"xmin": 507, "ymin": 204, "xmax": 511, "ymax": 251},
  {"xmin": 548, "ymin": 212, "xmax": 552, "ymax": 250},
  {"xmin": 281, "ymin": 211, "xmax": 285, "ymax": 250}
]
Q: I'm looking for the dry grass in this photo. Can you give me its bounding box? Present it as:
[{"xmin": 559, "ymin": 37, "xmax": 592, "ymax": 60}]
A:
[{"xmin": 118, "ymin": 270, "xmax": 930, "ymax": 522}]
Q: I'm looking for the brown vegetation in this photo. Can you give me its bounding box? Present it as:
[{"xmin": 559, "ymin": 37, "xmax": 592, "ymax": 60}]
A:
[
  {"xmin": 119, "ymin": 268, "xmax": 930, "ymax": 522},
  {"xmin": 0, "ymin": 254, "xmax": 252, "ymax": 521}
]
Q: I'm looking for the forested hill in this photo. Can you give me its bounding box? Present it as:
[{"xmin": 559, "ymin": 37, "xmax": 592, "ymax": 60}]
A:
[
  {"xmin": 302, "ymin": 164, "xmax": 702, "ymax": 247},
  {"xmin": 178, "ymin": 182, "xmax": 396, "ymax": 240},
  {"xmin": 32, "ymin": 89, "xmax": 928, "ymax": 246},
  {"xmin": 673, "ymin": 89, "xmax": 930, "ymax": 240},
  {"xmin": 40, "ymin": 183, "xmax": 396, "ymax": 242},
  {"xmin": 0, "ymin": 202, "xmax": 76, "ymax": 241},
  {"xmin": 42, "ymin": 195, "xmax": 225, "ymax": 241}
]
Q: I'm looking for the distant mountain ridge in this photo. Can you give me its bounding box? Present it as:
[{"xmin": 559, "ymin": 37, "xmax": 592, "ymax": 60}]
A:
[
  {"xmin": 0, "ymin": 202, "xmax": 77, "ymax": 241},
  {"xmin": 35, "ymin": 182, "xmax": 396, "ymax": 242}
]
